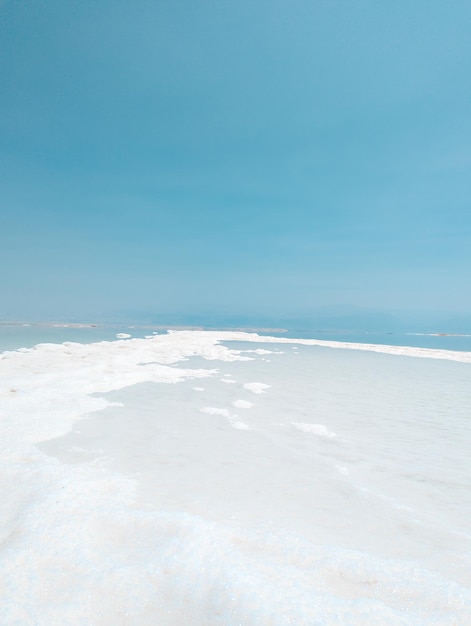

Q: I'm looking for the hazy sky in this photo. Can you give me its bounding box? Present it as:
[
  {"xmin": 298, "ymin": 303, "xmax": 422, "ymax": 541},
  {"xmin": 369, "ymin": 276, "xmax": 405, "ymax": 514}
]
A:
[{"xmin": 1, "ymin": 0, "xmax": 470, "ymax": 324}]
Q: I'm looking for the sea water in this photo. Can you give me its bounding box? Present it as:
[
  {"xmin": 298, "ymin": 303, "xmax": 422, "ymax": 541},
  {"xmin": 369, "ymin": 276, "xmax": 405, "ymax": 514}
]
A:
[
  {"xmin": 1, "ymin": 323, "xmax": 471, "ymax": 352},
  {"xmin": 1, "ymin": 331, "xmax": 470, "ymax": 624},
  {"xmin": 0, "ymin": 323, "xmax": 157, "ymax": 352}
]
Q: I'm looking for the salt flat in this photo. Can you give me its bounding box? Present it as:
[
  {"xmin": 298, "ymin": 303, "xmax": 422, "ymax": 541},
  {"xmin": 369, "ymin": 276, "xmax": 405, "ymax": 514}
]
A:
[{"xmin": 1, "ymin": 331, "xmax": 470, "ymax": 624}]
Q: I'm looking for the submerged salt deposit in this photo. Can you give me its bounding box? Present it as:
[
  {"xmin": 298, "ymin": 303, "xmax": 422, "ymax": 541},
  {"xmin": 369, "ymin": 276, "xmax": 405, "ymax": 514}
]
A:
[{"xmin": 1, "ymin": 330, "xmax": 471, "ymax": 624}]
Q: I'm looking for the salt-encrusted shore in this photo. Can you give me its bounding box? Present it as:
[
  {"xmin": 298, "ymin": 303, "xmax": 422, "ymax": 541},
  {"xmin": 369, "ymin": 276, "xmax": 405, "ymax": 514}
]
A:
[{"xmin": 1, "ymin": 331, "xmax": 470, "ymax": 624}]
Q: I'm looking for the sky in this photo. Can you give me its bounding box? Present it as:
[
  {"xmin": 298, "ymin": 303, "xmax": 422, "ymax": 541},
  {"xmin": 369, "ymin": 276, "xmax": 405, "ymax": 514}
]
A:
[{"xmin": 1, "ymin": 0, "xmax": 470, "ymax": 328}]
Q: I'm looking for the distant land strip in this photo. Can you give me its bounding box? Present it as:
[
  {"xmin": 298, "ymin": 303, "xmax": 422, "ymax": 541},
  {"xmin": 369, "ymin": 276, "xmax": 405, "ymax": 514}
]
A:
[{"xmin": 0, "ymin": 321, "xmax": 288, "ymax": 333}]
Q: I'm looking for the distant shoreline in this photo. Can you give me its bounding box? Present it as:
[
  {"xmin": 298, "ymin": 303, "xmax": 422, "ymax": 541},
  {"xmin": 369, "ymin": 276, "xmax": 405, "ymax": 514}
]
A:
[
  {"xmin": 1, "ymin": 321, "xmax": 470, "ymax": 337},
  {"xmin": 0, "ymin": 321, "xmax": 289, "ymax": 334}
]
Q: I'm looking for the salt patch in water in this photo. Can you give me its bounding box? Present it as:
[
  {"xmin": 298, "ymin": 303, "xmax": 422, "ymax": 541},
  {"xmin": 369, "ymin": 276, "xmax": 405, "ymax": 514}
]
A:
[
  {"xmin": 292, "ymin": 422, "xmax": 337, "ymax": 438},
  {"xmin": 243, "ymin": 381, "xmax": 271, "ymax": 394},
  {"xmin": 200, "ymin": 407, "xmax": 231, "ymax": 417},
  {"xmin": 233, "ymin": 399, "xmax": 254, "ymax": 409},
  {"xmin": 231, "ymin": 421, "xmax": 250, "ymax": 430}
]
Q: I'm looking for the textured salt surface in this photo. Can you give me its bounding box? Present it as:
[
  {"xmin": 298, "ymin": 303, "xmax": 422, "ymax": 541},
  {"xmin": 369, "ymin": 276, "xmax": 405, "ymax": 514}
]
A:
[
  {"xmin": 1, "ymin": 330, "xmax": 471, "ymax": 625},
  {"xmin": 233, "ymin": 399, "xmax": 253, "ymax": 408},
  {"xmin": 292, "ymin": 422, "xmax": 337, "ymax": 437},
  {"xmin": 243, "ymin": 381, "xmax": 271, "ymax": 394}
]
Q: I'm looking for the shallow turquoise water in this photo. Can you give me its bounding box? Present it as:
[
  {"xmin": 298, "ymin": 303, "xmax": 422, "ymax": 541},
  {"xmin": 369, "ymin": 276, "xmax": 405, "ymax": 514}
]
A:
[
  {"xmin": 1, "ymin": 323, "xmax": 471, "ymax": 352},
  {"xmin": 0, "ymin": 324, "xmax": 159, "ymax": 352},
  {"xmin": 278, "ymin": 328, "xmax": 471, "ymax": 351}
]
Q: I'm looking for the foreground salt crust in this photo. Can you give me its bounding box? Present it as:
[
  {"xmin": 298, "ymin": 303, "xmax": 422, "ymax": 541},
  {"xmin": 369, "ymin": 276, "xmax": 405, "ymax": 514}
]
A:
[
  {"xmin": 3, "ymin": 329, "xmax": 467, "ymax": 447},
  {"xmin": 1, "ymin": 330, "xmax": 471, "ymax": 625},
  {"xmin": 0, "ymin": 332, "xmax": 251, "ymax": 445}
]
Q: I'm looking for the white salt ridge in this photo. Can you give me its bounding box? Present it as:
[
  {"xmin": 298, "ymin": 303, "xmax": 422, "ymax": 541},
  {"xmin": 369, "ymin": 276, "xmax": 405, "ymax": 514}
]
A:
[
  {"xmin": 162, "ymin": 329, "xmax": 471, "ymax": 363},
  {"xmin": 223, "ymin": 331, "xmax": 471, "ymax": 363},
  {"xmin": 243, "ymin": 381, "xmax": 271, "ymax": 394},
  {"xmin": 292, "ymin": 422, "xmax": 337, "ymax": 438},
  {"xmin": 244, "ymin": 348, "xmax": 274, "ymax": 355},
  {"xmin": 0, "ymin": 335, "xmax": 224, "ymax": 445},
  {"xmin": 116, "ymin": 333, "xmax": 132, "ymax": 339}
]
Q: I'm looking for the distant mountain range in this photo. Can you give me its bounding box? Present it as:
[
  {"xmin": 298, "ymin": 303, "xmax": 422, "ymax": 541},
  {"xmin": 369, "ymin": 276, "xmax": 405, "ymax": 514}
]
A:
[{"xmin": 14, "ymin": 308, "xmax": 466, "ymax": 335}]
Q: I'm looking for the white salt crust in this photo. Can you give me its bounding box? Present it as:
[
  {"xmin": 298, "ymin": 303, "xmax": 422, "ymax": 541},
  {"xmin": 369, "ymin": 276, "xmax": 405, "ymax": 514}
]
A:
[
  {"xmin": 243, "ymin": 382, "xmax": 271, "ymax": 394},
  {"xmin": 200, "ymin": 407, "xmax": 231, "ymax": 417},
  {"xmin": 233, "ymin": 399, "xmax": 254, "ymax": 409},
  {"xmin": 1, "ymin": 330, "xmax": 471, "ymax": 624},
  {"xmin": 292, "ymin": 423, "xmax": 337, "ymax": 438}
]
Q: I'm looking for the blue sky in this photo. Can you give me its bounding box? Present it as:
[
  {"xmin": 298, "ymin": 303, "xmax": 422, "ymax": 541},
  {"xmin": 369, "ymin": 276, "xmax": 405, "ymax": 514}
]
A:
[{"xmin": 1, "ymin": 0, "xmax": 470, "ymax": 327}]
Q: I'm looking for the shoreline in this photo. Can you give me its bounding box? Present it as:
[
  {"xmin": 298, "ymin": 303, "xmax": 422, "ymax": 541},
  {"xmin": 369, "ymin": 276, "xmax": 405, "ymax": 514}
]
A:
[
  {"xmin": 1, "ymin": 319, "xmax": 470, "ymax": 336},
  {"xmin": 0, "ymin": 321, "xmax": 289, "ymax": 333},
  {"xmin": 1, "ymin": 328, "xmax": 471, "ymax": 363}
]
